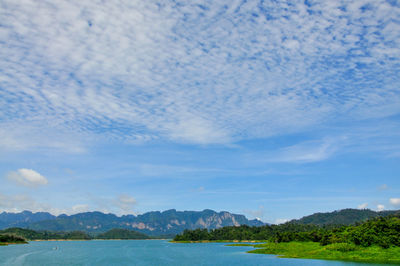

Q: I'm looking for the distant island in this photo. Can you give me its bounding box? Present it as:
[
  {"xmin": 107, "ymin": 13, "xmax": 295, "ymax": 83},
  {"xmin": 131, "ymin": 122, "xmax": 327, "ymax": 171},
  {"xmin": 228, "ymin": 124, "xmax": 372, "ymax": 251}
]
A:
[
  {"xmin": 96, "ymin": 229, "xmax": 150, "ymax": 240},
  {"xmin": 0, "ymin": 227, "xmax": 151, "ymax": 245}
]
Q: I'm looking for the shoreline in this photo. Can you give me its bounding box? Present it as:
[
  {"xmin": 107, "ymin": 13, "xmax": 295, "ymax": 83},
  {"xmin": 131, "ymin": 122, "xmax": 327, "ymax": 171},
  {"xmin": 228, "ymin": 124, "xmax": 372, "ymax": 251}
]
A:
[
  {"xmin": 171, "ymin": 240, "xmax": 263, "ymax": 243},
  {"xmin": 172, "ymin": 241, "xmax": 400, "ymax": 264},
  {"xmin": 0, "ymin": 242, "xmax": 28, "ymax": 246},
  {"xmin": 232, "ymin": 242, "xmax": 400, "ymax": 264},
  {"xmin": 31, "ymin": 238, "xmax": 169, "ymax": 242}
]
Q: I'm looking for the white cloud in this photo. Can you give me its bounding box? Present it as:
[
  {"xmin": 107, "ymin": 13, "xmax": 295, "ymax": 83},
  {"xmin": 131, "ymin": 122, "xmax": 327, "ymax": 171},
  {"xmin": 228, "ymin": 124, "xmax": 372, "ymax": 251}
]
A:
[
  {"xmin": 357, "ymin": 203, "xmax": 368, "ymax": 209},
  {"xmin": 0, "ymin": 193, "xmax": 35, "ymax": 211},
  {"xmin": 390, "ymin": 198, "xmax": 400, "ymax": 206},
  {"xmin": 378, "ymin": 184, "xmax": 389, "ymax": 191},
  {"xmin": 115, "ymin": 194, "xmax": 136, "ymax": 213},
  {"xmin": 7, "ymin": 169, "xmax": 48, "ymax": 187},
  {"xmin": 0, "ymin": 193, "xmax": 65, "ymax": 215},
  {"xmin": 166, "ymin": 116, "xmax": 231, "ymax": 144},
  {"xmin": 0, "ymin": 192, "xmax": 126, "ymax": 216},
  {"xmin": 275, "ymin": 218, "xmax": 289, "ymax": 224},
  {"xmin": 136, "ymin": 163, "xmax": 224, "ymax": 177},
  {"xmin": 377, "ymin": 204, "xmax": 385, "ymax": 211},
  {"xmin": 263, "ymin": 137, "xmax": 342, "ymax": 163},
  {"xmin": 0, "ymin": 0, "xmax": 399, "ymax": 148},
  {"xmin": 72, "ymin": 204, "xmax": 89, "ymax": 213},
  {"xmin": 244, "ymin": 206, "xmax": 265, "ymax": 220},
  {"xmin": 0, "ymin": 126, "xmax": 86, "ymax": 153}
]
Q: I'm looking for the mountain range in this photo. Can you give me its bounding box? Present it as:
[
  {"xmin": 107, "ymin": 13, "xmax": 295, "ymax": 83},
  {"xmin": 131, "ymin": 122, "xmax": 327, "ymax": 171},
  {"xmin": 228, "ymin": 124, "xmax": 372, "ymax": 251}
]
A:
[
  {"xmin": 1, "ymin": 208, "xmax": 399, "ymax": 236},
  {"xmin": 291, "ymin": 208, "xmax": 400, "ymax": 226},
  {"xmin": 0, "ymin": 209, "xmax": 263, "ymax": 236}
]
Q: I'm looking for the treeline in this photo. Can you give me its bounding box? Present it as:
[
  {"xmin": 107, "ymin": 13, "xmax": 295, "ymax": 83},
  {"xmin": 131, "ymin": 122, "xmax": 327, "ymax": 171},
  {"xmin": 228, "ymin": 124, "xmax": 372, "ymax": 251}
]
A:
[
  {"xmin": 96, "ymin": 228, "xmax": 150, "ymax": 239},
  {"xmin": 174, "ymin": 215, "xmax": 400, "ymax": 248},
  {"xmin": 0, "ymin": 228, "xmax": 91, "ymax": 240},
  {"xmin": 293, "ymin": 208, "xmax": 400, "ymax": 226},
  {"xmin": 174, "ymin": 223, "xmax": 320, "ymax": 241},
  {"xmin": 0, "ymin": 234, "xmax": 27, "ymax": 244},
  {"xmin": 0, "ymin": 228, "xmax": 150, "ymax": 241}
]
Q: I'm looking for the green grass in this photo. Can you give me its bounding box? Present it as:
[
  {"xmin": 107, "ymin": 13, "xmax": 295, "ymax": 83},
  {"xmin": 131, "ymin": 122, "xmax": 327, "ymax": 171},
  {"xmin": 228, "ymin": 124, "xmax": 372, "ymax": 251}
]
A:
[
  {"xmin": 244, "ymin": 242, "xmax": 400, "ymax": 264},
  {"xmin": 171, "ymin": 240, "xmax": 260, "ymax": 243},
  {"xmin": 226, "ymin": 243, "xmax": 256, "ymax": 246},
  {"xmin": 0, "ymin": 241, "xmax": 28, "ymax": 246}
]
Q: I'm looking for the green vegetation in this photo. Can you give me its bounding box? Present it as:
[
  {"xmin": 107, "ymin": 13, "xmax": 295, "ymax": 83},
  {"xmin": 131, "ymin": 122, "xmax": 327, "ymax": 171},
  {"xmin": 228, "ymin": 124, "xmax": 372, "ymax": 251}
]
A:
[
  {"xmin": 174, "ymin": 215, "xmax": 400, "ymax": 263},
  {"xmin": 0, "ymin": 228, "xmax": 91, "ymax": 240},
  {"xmin": 245, "ymin": 242, "xmax": 400, "ymax": 264},
  {"xmin": 0, "ymin": 234, "xmax": 27, "ymax": 245},
  {"xmin": 174, "ymin": 223, "xmax": 321, "ymax": 241},
  {"xmin": 0, "ymin": 227, "xmax": 151, "ymax": 242},
  {"xmin": 174, "ymin": 216, "xmax": 400, "ymax": 248},
  {"xmin": 293, "ymin": 208, "xmax": 400, "ymax": 226},
  {"xmin": 96, "ymin": 228, "xmax": 150, "ymax": 239},
  {"xmin": 171, "ymin": 240, "xmax": 259, "ymax": 243},
  {"xmin": 272, "ymin": 216, "xmax": 400, "ymax": 248}
]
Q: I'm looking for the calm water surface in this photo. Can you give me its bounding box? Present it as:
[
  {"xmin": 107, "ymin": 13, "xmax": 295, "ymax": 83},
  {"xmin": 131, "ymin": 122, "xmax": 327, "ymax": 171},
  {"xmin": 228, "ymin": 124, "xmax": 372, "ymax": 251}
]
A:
[{"xmin": 0, "ymin": 240, "xmax": 388, "ymax": 266}]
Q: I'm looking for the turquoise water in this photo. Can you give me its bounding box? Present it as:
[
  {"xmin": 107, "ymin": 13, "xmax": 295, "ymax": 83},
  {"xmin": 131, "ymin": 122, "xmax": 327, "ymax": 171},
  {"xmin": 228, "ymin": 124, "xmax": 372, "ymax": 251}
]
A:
[{"xmin": 0, "ymin": 240, "xmax": 388, "ymax": 266}]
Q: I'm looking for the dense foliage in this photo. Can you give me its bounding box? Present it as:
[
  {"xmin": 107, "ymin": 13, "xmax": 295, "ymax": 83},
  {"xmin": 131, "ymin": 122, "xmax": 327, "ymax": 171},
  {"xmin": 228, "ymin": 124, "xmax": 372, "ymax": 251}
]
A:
[
  {"xmin": 96, "ymin": 229, "xmax": 150, "ymax": 239},
  {"xmin": 293, "ymin": 208, "xmax": 400, "ymax": 226},
  {"xmin": 0, "ymin": 228, "xmax": 91, "ymax": 240},
  {"xmin": 174, "ymin": 216, "xmax": 400, "ymax": 248},
  {"xmin": 246, "ymin": 242, "xmax": 400, "ymax": 264},
  {"xmin": 174, "ymin": 223, "xmax": 320, "ymax": 241},
  {"xmin": 0, "ymin": 227, "xmax": 151, "ymax": 241},
  {"xmin": 0, "ymin": 233, "xmax": 27, "ymax": 244}
]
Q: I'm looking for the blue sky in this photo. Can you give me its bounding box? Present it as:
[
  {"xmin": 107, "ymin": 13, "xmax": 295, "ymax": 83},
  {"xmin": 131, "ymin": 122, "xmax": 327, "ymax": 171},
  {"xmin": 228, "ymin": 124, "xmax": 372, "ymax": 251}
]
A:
[{"xmin": 0, "ymin": 0, "xmax": 399, "ymax": 223}]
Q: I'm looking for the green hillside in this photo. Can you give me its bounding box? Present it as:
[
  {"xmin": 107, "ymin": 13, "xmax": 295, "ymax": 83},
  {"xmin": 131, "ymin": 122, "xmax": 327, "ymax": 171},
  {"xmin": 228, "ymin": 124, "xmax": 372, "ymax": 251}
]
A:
[
  {"xmin": 96, "ymin": 228, "xmax": 150, "ymax": 239},
  {"xmin": 175, "ymin": 215, "xmax": 400, "ymax": 264},
  {"xmin": 174, "ymin": 214, "xmax": 400, "ymax": 248},
  {"xmin": 0, "ymin": 228, "xmax": 91, "ymax": 240},
  {"xmin": 0, "ymin": 234, "xmax": 27, "ymax": 245},
  {"xmin": 292, "ymin": 208, "xmax": 400, "ymax": 226}
]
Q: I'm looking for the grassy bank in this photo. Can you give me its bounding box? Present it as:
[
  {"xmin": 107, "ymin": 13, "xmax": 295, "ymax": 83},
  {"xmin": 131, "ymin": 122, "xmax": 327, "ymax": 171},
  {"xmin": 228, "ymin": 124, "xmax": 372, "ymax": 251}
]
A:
[
  {"xmin": 0, "ymin": 241, "xmax": 28, "ymax": 246},
  {"xmin": 229, "ymin": 242, "xmax": 400, "ymax": 264},
  {"xmin": 171, "ymin": 240, "xmax": 260, "ymax": 243}
]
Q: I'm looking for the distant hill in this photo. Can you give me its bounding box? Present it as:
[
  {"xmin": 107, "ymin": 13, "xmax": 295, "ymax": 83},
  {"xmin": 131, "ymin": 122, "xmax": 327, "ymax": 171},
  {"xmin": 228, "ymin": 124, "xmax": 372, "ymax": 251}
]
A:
[
  {"xmin": 0, "ymin": 227, "xmax": 91, "ymax": 240},
  {"xmin": 4, "ymin": 208, "xmax": 396, "ymax": 236},
  {"xmin": 96, "ymin": 228, "xmax": 150, "ymax": 239},
  {"xmin": 0, "ymin": 227, "xmax": 149, "ymax": 240},
  {"xmin": 0, "ymin": 233, "xmax": 27, "ymax": 245},
  {"xmin": 0, "ymin": 211, "xmax": 56, "ymax": 228},
  {"xmin": 0, "ymin": 209, "xmax": 264, "ymax": 236},
  {"xmin": 291, "ymin": 208, "xmax": 400, "ymax": 226}
]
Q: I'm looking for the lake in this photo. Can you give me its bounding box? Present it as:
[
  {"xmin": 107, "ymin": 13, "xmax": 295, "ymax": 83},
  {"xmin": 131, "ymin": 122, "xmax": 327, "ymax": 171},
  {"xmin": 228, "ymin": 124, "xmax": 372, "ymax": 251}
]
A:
[{"xmin": 0, "ymin": 240, "xmax": 388, "ymax": 265}]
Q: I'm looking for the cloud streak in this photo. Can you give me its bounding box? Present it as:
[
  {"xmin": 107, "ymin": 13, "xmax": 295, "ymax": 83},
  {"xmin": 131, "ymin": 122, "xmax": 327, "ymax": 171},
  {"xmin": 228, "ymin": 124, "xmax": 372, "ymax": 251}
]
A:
[
  {"xmin": 263, "ymin": 137, "xmax": 341, "ymax": 163},
  {"xmin": 357, "ymin": 203, "xmax": 368, "ymax": 209},
  {"xmin": 115, "ymin": 194, "xmax": 137, "ymax": 213},
  {"xmin": 390, "ymin": 198, "xmax": 400, "ymax": 206},
  {"xmin": 7, "ymin": 169, "xmax": 48, "ymax": 187},
  {"xmin": 0, "ymin": 0, "xmax": 399, "ymax": 148},
  {"xmin": 377, "ymin": 204, "xmax": 385, "ymax": 211}
]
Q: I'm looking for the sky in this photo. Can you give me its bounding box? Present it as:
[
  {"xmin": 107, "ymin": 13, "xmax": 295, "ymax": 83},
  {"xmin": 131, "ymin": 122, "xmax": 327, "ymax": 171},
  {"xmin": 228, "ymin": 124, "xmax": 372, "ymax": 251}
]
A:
[{"xmin": 0, "ymin": 0, "xmax": 399, "ymax": 224}]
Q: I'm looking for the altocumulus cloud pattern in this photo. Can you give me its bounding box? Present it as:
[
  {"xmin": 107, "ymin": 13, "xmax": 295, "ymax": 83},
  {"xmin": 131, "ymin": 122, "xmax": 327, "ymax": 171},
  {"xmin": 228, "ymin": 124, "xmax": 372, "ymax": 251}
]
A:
[{"xmin": 1, "ymin": 0, "xmax": 399, "ymax": 149}]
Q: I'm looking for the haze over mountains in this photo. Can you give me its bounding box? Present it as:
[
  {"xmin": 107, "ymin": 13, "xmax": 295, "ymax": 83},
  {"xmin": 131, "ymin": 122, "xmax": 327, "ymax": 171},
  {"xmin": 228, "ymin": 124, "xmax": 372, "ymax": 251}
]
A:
[
  {"xmin": 0, "ymin": 209, "xmax": 263, "ymax": 236},
  {"xmin": 1, "ymin": 208, "xmax": 399, "ymax": 237}
]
